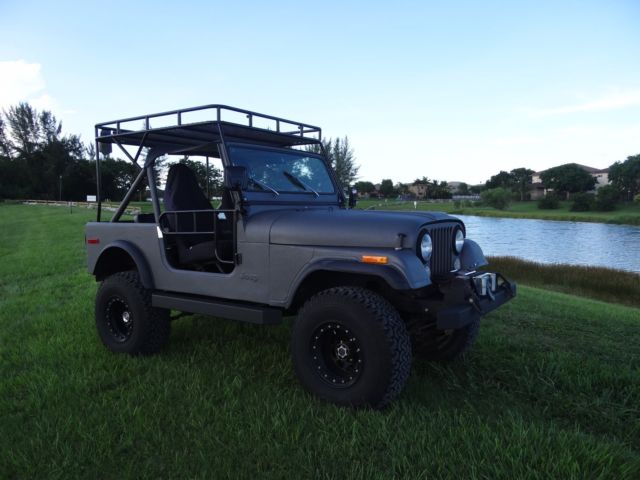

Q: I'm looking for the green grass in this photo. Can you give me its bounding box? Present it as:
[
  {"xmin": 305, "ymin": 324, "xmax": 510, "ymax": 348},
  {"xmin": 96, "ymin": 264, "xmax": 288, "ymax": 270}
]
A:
[
  {"xmin": 485, "ymin": 256, "xmax": 640, "ymax": 308},
  {"xmin": 1, "ymin": 204, "xmax": 639, "ymax": 478},
  {"xmin": 358, "ymin": 199, "xmax": 640, "ymax": 225}
]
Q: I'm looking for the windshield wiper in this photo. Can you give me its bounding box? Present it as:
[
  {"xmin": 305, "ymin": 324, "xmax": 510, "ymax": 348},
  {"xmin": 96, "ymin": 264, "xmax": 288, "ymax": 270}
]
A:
[
  {"xmin": 250, "ymin": 178, "xmax": 279, "ymax": 196},
  {"xmin": 283, "ymin": 171, "xmax": 319, "ymax": 197}
]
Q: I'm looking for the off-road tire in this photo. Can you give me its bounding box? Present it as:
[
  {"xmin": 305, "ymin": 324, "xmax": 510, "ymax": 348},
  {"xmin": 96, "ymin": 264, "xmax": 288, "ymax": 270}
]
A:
[
  {"xmin": 291, "ymin": 287, "xmax": 411, "ymax": 408},
  {"xmin": 95, "ymin": 271, "xmax": 170, "ymax": 355},
  {"xmin": 407, "ymin": 315, "xmax": 480, "ymax": 361}
]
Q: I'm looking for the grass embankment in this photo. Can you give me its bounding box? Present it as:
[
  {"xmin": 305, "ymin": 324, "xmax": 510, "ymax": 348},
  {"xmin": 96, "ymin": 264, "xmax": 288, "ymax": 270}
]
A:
[
  {"xmin": 486, "ymin": 256, "xmax": 640, "ymax": 308},
  {"xmin": 358, "ymin": 199, "xmax": 640, "ymax": 225},
  {"xmin": 1, "ymin": 204, "xmax": 639, "ymax": 478}
]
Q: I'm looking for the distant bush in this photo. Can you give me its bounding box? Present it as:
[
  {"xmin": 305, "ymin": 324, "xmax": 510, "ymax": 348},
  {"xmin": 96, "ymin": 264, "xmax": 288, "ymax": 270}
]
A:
[
  {"xmin": 634, "ymin": 193, "xmax": 640, "ymax": 204},
  {"xmin": 480, "ymin": 187, "xmax": 511, "ymax": 210},
  {"xmin": 595, "ymin": 185, "xmax": 618, "ymax": 211},
  {"xmin": 570, "ymin": 193, "xmax": 595, "ymax": 212},
  {"xmin": 453, "ymin": 200, "xmax": 461, "ymax": 208},
  {"xmin": 538, "ymin": 193, "xmax": 559, "ymax": 209}
]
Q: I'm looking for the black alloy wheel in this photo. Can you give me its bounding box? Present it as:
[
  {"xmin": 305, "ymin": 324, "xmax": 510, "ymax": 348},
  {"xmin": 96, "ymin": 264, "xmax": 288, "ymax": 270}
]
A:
[
  {"xmin": 310, "ymin": 321, "xmax": 363, "ymax": 387},
  {"xmin": 105, "ymin": 297, "xmax": 134, "ymax": 343}
]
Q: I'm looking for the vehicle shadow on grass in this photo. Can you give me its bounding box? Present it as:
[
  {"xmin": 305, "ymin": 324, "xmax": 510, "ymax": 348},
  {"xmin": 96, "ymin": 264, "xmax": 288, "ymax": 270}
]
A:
[
  {"xmin": 164, "ymin": 314, "xmax": 293, "ymax": 376},
  {"xmin": 166, "ymin": 314, "xmax": 501, "ymax": 411}
]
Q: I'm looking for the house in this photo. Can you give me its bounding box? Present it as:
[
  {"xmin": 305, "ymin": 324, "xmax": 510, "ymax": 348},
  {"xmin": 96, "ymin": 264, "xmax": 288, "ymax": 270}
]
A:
[
  {"xmin": 529, "ymin": 179, "xmax": 546, "ymax": 200},
  {"xmin": 408, "ymin": 183, "xmax": 427, "ymax": 199},
  {"xmin": 447, "ymin": 181, "xmax": 463, "ymax": 194},
  {"xmin": 529, "ymin": 163, "xmax": 610, "ymax": 199}
]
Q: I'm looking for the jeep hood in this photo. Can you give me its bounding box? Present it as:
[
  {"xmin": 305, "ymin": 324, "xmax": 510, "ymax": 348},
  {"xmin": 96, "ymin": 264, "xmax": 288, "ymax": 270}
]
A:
[{"xmin": 247, "ymin": 209, "xmax": 462, "ymax": 248}]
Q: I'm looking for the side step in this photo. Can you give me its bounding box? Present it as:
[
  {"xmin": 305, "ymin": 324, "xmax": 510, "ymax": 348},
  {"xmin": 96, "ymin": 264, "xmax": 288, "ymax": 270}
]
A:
[{"xmin": 151, "ymin": 292, "xmax": 282, "ymax": 325}]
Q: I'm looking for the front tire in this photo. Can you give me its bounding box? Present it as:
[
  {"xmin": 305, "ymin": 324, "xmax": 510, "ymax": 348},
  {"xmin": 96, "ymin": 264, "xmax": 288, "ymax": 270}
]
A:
[
  {"xmin": 95, "ymin": 271, "xmax": 170, "ymax": 355},
  {"xmin": 291, "ymin": 287, "xmax": 411, "ymax": 408}
]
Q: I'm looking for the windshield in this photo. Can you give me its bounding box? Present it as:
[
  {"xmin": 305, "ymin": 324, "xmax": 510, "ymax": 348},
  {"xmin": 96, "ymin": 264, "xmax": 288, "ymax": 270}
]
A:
[{"xmin": 228, "ymin": 145, "xmax": 335, "ymax": 194}]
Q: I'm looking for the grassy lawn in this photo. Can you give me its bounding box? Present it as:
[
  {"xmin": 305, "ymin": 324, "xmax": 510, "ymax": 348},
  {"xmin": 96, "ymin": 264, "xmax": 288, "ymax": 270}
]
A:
[
  {"xmin": 1, "ymin": 204, "xmax": 639, "ymax": 478},
  {"xmin": 357, "ymin": 199, "xmax": 640, "ymax": 225}
]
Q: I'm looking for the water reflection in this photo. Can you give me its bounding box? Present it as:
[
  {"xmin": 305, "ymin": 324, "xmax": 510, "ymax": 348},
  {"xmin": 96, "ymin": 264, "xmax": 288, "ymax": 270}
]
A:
[{"xmin": 455, "ymin": 215, "xmax": 640, "ymax": 273}]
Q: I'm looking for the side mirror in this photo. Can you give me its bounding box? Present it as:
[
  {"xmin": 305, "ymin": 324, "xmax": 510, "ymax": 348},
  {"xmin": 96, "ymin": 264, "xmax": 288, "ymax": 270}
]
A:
[
  {"xmin": 348, "ymin": 187, "xmax": 357, "ymax": 209},
  {"xmin": 225, "ymin": 166, "xmax": 248, "ymax": 191}
]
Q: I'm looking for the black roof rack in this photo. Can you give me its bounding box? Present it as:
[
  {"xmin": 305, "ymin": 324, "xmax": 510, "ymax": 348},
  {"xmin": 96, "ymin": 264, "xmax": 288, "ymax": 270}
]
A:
[{"xmin": 95, "ymin": 104, "xmax": 322, "ymax": 156}]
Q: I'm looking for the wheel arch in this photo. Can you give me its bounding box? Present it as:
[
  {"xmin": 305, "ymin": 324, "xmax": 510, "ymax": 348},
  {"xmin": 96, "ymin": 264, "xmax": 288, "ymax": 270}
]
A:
[
  {"xmin": 93, "ymin": 240, "xmax": 154, "ymax": 289},
  {"xmin": 285, "ymin": 260, "xmax": 412, "ymax": 314}
]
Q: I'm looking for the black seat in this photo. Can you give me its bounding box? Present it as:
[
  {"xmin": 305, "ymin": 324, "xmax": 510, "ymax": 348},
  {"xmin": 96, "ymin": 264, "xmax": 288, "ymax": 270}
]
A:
[{"xmin": 163, "ymin": 164, "xmax": 216, "ymax": 266}]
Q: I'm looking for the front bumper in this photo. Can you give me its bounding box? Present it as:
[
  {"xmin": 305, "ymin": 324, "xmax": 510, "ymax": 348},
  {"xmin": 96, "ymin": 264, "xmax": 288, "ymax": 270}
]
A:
[{"xmin": 435, "ymin": 272, "xmax": 517, "ymax": 329}]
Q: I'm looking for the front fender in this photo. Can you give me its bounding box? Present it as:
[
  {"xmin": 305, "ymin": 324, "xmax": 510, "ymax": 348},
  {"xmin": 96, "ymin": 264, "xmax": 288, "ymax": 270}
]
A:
[
  {"xmin": 460, "ymin": 239, "xmax": 488, "ymax": 270},
  {"xmin": 307, "ymin": 259, "xmax": 415, "ymax": 290},
  {"xmin": 283, "ymin": 250, "xmax": 431, "ymax": 308}
]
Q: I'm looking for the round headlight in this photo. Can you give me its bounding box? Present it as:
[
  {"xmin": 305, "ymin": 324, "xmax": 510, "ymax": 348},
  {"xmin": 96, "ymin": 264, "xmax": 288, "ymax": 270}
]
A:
[
  {"xmin": 454, "ymin": 229, "xmax": 465, "ymax": 253},
  {"xmin": 420, "ymin": 233, "xmax": 433, "ymax": 261}
]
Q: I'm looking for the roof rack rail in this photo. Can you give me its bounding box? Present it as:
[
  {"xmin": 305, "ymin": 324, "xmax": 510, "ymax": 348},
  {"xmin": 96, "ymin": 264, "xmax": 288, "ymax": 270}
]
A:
[{"xmin": 95, "ymin": 104, "xmax": 322, "ymax": 151}]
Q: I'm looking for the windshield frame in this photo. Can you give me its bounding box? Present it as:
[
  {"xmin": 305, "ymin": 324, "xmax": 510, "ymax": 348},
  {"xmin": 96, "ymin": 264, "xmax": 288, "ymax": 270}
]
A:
[{"xmin": 227, "ymin": 142, "xmax": 338, "ymax": 196}]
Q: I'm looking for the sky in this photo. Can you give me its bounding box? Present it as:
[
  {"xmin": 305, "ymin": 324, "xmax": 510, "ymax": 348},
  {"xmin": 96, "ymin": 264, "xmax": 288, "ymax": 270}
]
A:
[{"xmin": 1, "ymin": 0, "xmax": 639, "ymax": 185}]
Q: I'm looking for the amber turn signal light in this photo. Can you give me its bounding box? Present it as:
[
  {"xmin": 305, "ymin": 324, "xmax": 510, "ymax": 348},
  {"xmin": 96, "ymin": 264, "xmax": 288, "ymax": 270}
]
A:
[{"xmin": 361, "ymin": 255, "xmax": 388, "ymax": 264}]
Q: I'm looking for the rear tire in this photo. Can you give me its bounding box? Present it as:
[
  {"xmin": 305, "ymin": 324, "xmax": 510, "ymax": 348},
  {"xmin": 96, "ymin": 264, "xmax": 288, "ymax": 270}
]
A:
[
  {"xmin": 407, "ymin": 315, "xmax": 480, "ymax": 361},
  {"xmin": 291, "ymin": 287, "xmax": 411, "ymax": 408},
  {"xmin": 95, "ymin": 271, "xmax": 170, "ymax": 355}
]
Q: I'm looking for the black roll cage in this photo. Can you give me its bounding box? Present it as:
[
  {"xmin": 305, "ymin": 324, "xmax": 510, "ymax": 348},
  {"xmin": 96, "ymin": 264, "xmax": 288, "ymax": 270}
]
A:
[{"xmin": 94, "ymin": 104, "xmax": 343, "ymax": 223}]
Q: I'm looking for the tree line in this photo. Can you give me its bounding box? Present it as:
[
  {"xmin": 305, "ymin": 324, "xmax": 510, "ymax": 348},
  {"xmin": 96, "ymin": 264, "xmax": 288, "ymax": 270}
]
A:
[
  {"xmin": 351, "ymin": 156, "xmax": 640, "ymax": 209},
  {"xmin": 480, "ymin": 159, "xmax": 640, "ymax": 211},
  {"xmin": 353, "ymin": 177, "xmax": 455, "ymax": 200},
  {"xmin": 2, "ymin": 102, "xmax": 638, "ymax": 209},
  {"xmin": 0, "ymin": 102, "xmax": 361, "ymax": 202},
  {"xmin": 0, "ymin": 103, "xmax": 150, "ymax": 201}
]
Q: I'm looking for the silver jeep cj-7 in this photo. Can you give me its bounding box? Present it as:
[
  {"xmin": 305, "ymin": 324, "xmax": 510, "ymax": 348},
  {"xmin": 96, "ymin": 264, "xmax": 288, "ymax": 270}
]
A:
[{"xmin": 86, "ymin": 105, "xmax": 516, "ymax": 408}]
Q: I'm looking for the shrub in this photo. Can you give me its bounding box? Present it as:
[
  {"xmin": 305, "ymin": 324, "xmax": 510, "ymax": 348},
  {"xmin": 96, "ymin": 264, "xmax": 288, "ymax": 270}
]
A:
[
  {"xmin": 538, "ymin": 193, "xmax": 559, "ymax": 209},
  {"xmin": 634, "ymin": 193, "xmax": 640, "ymax": 204},
  {"xmin": 595, "ymin": 185, "xmax": 618, "ymax": 211},
  {"xmin": 570, "ymin": 193, "xmax": 595, "ymax": 212},
  {"xmin": 480, "ymin": 187, "xmax": 511, "ymax": 210},
  {"xmin": 453, "ymin": 200, "xmax": 461, "ymax": 209}
]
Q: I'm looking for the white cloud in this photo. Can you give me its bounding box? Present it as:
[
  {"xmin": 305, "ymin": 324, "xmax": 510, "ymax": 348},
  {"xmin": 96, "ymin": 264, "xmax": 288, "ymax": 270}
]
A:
[
  {"xmin": 0, "ymin": 60, "xmax": 65, "ymax": 113},
  {"xmin": 531, "ymin": 89, "xmax": 640, "ymax": 117}
]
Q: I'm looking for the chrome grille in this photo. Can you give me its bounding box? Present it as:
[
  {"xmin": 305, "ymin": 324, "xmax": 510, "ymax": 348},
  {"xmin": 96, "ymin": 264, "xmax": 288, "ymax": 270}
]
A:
[{"xmin": 427, "ymin": 224, "xmax": 455, "ymax": 274}]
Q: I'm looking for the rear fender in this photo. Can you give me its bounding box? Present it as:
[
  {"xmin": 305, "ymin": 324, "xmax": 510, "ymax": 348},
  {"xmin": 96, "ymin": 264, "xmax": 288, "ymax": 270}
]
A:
[{"xmin": 93, "ymin": 240, "xmax": 154, "ymax": 289}]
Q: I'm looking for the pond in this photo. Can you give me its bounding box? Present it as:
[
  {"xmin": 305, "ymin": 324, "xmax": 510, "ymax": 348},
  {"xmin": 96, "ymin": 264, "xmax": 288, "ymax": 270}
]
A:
[{"xmin": 455, "ymin": 215, "xmax": 640, "ymax": 273}]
